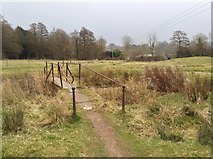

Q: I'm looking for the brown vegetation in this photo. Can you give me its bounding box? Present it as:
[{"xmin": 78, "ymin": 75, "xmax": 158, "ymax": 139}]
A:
[
  {"xmin": 2, "ymin": 73, "xmax": 71, "ymax": 134},
  {"xmin": 144, "ymin": 65, "xmax": 186, "ymax": 92}
]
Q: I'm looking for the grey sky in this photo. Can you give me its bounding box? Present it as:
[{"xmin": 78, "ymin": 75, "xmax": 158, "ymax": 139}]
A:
[{"xmin": 1, "ymin": 0, "xmax": 211, "ymax": 45}]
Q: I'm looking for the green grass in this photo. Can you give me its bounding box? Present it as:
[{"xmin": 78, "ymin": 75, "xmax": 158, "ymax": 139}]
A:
[
  {"xmin": 78, "ymin": 57, "xmax": 211, "ymax": 74},
  {"xmin": 3, "ymin": 113, "xmax": 107, "ymax": 157},
  {"xmin": 2, "ymin": 60, "xmax": 44, "ymax": 75},
  {"xmin": 1, "ymin": 56, "xmax": 211, "ymax": 75},
  {"xmin": 1, "ymin": 57, "xmax": 212, "ymax": 157},
  {"xmin": 2, "ymin": 95, "xmax": 108, "ymax": 157},
  {"xmin": 101, "ymin": 101, "xmax": 211, "ymax": 157},
  {"xmin": 85, "ymin": 88, "xmax": 211, "ymax": 156},
  {"xmin": 2, "ymin": 73, "xmax": 108, "ymax": 157}
]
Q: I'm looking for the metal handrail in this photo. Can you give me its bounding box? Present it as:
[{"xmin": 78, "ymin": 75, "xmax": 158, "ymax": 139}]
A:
[
  {"xmin": 45, "ymin": 61, "xmax": 126, "ymax": 113},
  {"xmin": 81, "ymin": 64, "xmax": 124, "ymax": 87}
]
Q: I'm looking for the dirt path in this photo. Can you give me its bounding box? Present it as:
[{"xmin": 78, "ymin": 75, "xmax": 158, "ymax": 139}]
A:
[{"xmin": 54, "ymin": 78, "xmax": 127, "ymax": 157}]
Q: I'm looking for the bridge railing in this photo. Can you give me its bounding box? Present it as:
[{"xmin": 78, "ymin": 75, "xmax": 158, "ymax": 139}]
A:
[
  {"xmin": 44, "ymin": 61, "xmax": 126, "ymax": 113},
  {"xmin": 44, "ymin": 61, "xmax": 76, "ymax": 116},
  {"xmin": 68, "ymin": 62, "xmax": 126, "ymax": 113},
  {"xmin": 44, "ymin": 62, "xmax": 74, "ymax": 88}
]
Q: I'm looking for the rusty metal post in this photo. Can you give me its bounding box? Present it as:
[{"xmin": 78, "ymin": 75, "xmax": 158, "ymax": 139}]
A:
[
  {"xmin": 66, "ymin": 63, "xmax": 68, "ymax": 82},
  {"xmin": 45, "ymin": 61, "xmax": 48, "ymax": 76},
  {"xmin": 78, "ymin": 63, "xmax": 81, "ymax": 86},
  {"xmin": 44, "ymin": 67, "xmax": 46, "ymax": 77},
  {"xmin": 72, "ymin": 87, "xmax": 76, "ymax": 116},
  {"xmin": 122, "ymin": 86, "xmax": 125, "ymax": 113},
  {"xmin": 52, "ymin": 63, "xmax": 54, "ymax": 83},
  {"xmin": 58, "ymin": 62, "xmax": 63, "ymax": 88}
]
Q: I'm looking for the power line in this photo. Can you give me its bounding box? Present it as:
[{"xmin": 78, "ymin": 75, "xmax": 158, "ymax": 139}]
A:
[
  {"xmin": 156, "ymin": 6, "xmax": 210, "ymax": 34},
  {"xmin": 135, "ymin": 1, "xmax": 211, "ymax": 42},
  {"xmin": 152, "ymin": 0, "xmax": 209, "ymax": 32}
]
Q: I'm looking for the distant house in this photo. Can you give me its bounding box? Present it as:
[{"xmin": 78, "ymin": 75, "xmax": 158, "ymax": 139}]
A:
[
  {"xmin": 143, "ymin": 53, "xmax": 153, "ymax": 57},
  {"xmin": 135, "ymin": 53, "xmax": 158, "ymax": 61}
]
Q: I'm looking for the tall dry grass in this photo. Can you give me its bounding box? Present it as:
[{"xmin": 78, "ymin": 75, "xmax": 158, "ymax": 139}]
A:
[
  {"xmin": 95, "ymin": 77, "xmax": 156, "ymax": 106},
  {"xmin": 144, "ymin": 65, "xmax": 186, "ymax": 93},
  {"xmin": 186, "ymin": 76, "xmax": 211, "ymax": 103},
  {"xmin": 2, "ymin": 73, "xmax": 71, "ymax": 134},
  {"xmin": 2, "ymin": 79, "xmax": 26, "ymax": 134}
]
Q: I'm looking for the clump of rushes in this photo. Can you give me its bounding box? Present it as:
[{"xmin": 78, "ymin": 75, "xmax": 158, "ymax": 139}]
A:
[
  {"xmin": 186, "ymin": 75, "xmax": 211, "ymax": 103},
  {"xmin": 144, "ymin": 65, "xmax": 186, "ymax": 93},
  {"xmin": 2, "ymin": 73, "xmax": 60, "ymax": 134},
  {"xmin": 2, "ymin": 80, "xmax": 25, "ymax": 134}
]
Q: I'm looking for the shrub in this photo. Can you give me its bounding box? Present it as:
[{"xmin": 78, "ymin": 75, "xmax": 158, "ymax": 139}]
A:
[
  {"xmin": 3, "ymin": 104, "xmax": 24, "ymax": 134},
  {"xmin": 2, "ymin": 80, "xmax": 25, "ymax": 134},
  {"xmin": 186, "ymin": 76, "xmax": 211, "ymax": 103},
  {"xmin": 81, "ymin": 70, "xmax": 118, "ymax": 87},
  {"xmin": 148, "ymin": 103, "xmax": 161, "ymax": 116},
  {"xmin": 144, "ymin": 65, "xmax": 186, "ymax": 92},
  {"xmin": 182, "ymin": 105, "xmax": 196, "ymax": 117},
  {"xmin": 39, "ymin": 90, "xmax": 72, "ymax": 126},
  {"xmin": 157, "ymin": 127, "xmax": 184, "ymax": 142},
  {"xmin": 46, "ymin": 98, "xmax": 70, "ymax": 124},
  {"xmin": 2, "ymin": 72, "xmax": 71, "ymax": 133},
  {"xmin": 95, "ymin": 78, "xmax": 156, "ymax": 106},
  {"xmin": 197, "ymin": 121, "xmax": 212, "ymax": 145}
]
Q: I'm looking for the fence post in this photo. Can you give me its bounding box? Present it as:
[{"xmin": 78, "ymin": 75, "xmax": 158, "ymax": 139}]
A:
[
  {"xmin": 122, "ymin": 86, "xmax": 125, "ymax": 113},
  {"xmin": 72, "ymin": 87, "xmax": 76, "ymax": 116},
  {"xmin": 44, "ymin": 67, "xmax": 46, "ymax": 77},
  {"xmin": 52, "ymin": 63, "xmax": 54, "ymax": 83},
  {"xmin": 78, "ymin": 63, "xmax": 81, "ymax": 86},
  {"xmin": 46, "ymin": 61, "xmax": 48, "ymax": 76},
  {"xmin": 58, "ymin": 62, "xmax": 63, "ymax": 88},
  {"xmin": 66, "ymin": 63, "xmax": 68, "ymax": 82}
]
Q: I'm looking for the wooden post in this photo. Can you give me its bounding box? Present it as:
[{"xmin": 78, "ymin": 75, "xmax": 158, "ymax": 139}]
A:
[
  {"xmin": 66, "ymin": 63, "xmax": 68, "ymax": 82},
  {"xmin": 78, "ymin": 63, "xmax": 81, "ymax": 86},
  {"xmin": 58, "ymin": 62, "xmax": 63, "ymax": 88},
  {"xmin": 122, "ymin": 86, "xmax": 125, "ymax": 113},
  {"xmin": 72, "ymin": 87, "xmax": 76, "ymax": 116},
  {"xmin": 52, "ymin": 63, "xmax": 54, "ymax": 83}
]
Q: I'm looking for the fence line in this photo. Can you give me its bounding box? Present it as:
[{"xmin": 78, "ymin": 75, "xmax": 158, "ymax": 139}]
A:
[
  {"xmin": 44, "ymin": 62, "xmax": 76, "ymax": 116},
  {"xmin": 44, "ymin": 61, "xmax": 126, "ymax": 113},
  {"xmin": 68, "ymin": 62, "xmax": 126, "ymax": 113}
]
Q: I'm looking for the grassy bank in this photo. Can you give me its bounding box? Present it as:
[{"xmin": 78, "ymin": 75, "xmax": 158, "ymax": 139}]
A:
[
  {"xmin": 1, "ymin": 57, "xmax": 212, "ymax": 157},
  {"xmin": 2, "ymin": 73, "xmax": 107, "ymax": 157}
]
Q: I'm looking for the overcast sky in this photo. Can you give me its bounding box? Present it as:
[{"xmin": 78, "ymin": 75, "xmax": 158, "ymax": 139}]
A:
[{"xmin": 1, "ymin": 0, "xmax": 211, "ymax": 45}]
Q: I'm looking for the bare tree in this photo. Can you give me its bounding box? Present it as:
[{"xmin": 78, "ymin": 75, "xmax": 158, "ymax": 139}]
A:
[
  {"xmin": 79, "ymin": 27, "xmax": 96, "ymax": 60},
  {"xmin": 49, "ymin": 29, "xmax": 72, "ymax": 59},
  {"xmin": 148, "ymin": 33, "xmax": 157, "ymax": 56},
  {"xmin": 191, "ymin": 33, "xmax": 208, "ymax": 56},
  {"xmin": 2, "ymin": 17, "xmax": 22, "ymax": 59},
  {"xmin": 37, "ymin": 22, "xmax": 49, "ymax": 58},
  {"xmin": 96, "ymin": 37, "xmax": 107, "ymax": 59},
  {"xmin": 122, "ymin": 35, "xmax": 133, "ymax": 49},
  {"xmin": 171, "ymin": 30, "xmax": 190, "ymax": 57},
  {"xmin": 71, "ymin": 30, "xmax": 80, "ymax": 60}
]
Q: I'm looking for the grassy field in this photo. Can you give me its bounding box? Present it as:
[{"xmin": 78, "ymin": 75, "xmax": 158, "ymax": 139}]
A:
[
  {"xmin": 1, "ymin": 66, "xmax": 108, "ymax": 157},
  {"xmin": 1, "ymin": 56, "xmax": 212, "ymax": 157},
  {"xmin": 1, "ymin": 56, "xmax": 211, "ymax": 74}
]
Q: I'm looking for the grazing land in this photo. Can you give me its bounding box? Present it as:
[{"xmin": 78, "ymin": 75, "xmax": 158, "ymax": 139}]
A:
[{"xmin": 1, "ymin": 56, "xmax": 212, "ymax": 157}]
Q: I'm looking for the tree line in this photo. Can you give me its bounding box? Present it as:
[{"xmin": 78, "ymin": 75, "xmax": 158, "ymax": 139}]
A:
[
  {"xmin": 122, "ymin": 31, "xmax": 211, "ymax": 61},
  {"xmin": 1, "ymin": 16, "xmax": 211, "ymax": 60},
  {"xmin": 2, "ymin": 17, "xmax": 107, "ymax": 60}
]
